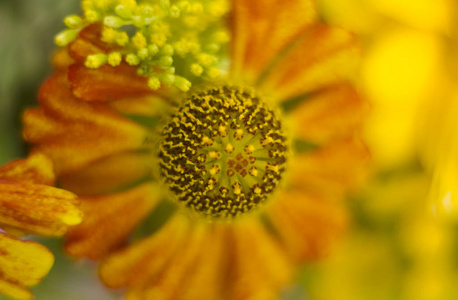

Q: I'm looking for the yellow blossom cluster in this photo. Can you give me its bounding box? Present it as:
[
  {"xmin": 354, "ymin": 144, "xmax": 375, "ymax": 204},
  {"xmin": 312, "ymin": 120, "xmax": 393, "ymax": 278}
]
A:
[{"xmin": 55, "ymin": 0, "xmax": 230, "ymax": 91}]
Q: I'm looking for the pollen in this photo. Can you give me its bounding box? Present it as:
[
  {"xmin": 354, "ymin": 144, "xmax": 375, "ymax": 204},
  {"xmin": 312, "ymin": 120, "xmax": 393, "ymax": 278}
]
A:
[
  {"xmin": 159, "ymin": 85, "xmax": 289, "ymax": 218},
  {"xmin": 55, "ymin": 0, "xmax": 230, "ymax": 92}
]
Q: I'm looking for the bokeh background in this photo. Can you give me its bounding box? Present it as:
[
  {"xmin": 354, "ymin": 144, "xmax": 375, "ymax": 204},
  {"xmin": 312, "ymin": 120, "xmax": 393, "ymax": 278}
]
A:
[{"xmin": 1, "ymin": 0, "xmax": 458, "ymax": 299}]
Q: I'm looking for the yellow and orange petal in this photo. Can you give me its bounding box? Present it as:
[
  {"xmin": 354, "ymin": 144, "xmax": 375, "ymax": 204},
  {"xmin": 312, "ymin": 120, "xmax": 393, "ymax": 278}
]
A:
[
  {"xmin": 0, "ymin": 181, "xmax": 81, "ymax": 236},
  {"xmin": 288, "ymin": 83, "xmax": 367, "ymax": 144},
  {"xmin": 23, "ymin": 74, "xmax": 153, "ymax": 175},
  {"xmin": 0, "ymin": 152, "xmax": 55, "ymax": 186},
  {"xmin": 230, "ymin": 0, "xmax": 317, "ymax": 81},
  {"xmin": 228, "ymin": 220, "xmax": 293, "ymax": 300},
  {"xmin": 0, "ymin": 234, "xmax": 54, "ymax": 300},
  {"xmin": 258, "ymin": 25, "xmax": 360, "ymax": 101},
  {"xmin": 288, "ymin": 137, "xmax": 370, "ymax": 197},
  {"xmin": 65, "ymin": 183, "xmax": 162, "ymax": 260},
  {"xmin": 267, "ymin": 189, "xmax": 347, "ymax": 261}
]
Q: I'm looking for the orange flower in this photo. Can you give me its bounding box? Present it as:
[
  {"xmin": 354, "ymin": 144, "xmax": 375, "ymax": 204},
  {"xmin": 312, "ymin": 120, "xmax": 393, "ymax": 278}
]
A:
[
  {"xmin": 0, "ymin": 153, "xmax": 82, "ymax": 300},
  {"xmin": 23, "ymin": 0, "xmax": 369, "ymax": 299}
]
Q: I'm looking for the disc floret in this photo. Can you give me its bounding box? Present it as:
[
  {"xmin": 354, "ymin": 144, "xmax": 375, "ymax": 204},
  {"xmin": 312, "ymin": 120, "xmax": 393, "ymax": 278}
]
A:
[{"xmin": 159, "ymin": 85, "xmax": 289, "ymax": 218}]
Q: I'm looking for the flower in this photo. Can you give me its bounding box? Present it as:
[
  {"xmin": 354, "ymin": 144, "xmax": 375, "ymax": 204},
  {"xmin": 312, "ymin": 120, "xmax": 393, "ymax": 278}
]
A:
[
  {"xmin": 0, "ymin": 153, "xmax": 82, "ymax": 300},
  {"xmin": 55, "ymin": 0, "xmax": 230, "ymax": 91},
  {"xmin": 23, "ymin": 0, "xmax": 369, "ymax": 299}
]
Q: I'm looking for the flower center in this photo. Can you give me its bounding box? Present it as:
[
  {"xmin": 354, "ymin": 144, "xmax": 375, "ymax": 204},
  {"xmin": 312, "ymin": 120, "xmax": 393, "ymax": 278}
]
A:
[{"xmin": 159, "ymin": 85, "xmax": 288, "ymax": 218}]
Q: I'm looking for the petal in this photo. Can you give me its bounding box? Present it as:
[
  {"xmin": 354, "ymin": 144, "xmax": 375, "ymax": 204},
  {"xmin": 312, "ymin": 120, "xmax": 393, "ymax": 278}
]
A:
[
  {"xmin": 177, "ymin": 225, "xmax": 228, "ymax": 300},
  {"xmin": 0, "ymin": 152, "xmax": 55, "ymax": 186},
  {"xmin": 0, "ymin": 278, "xmax": 32, "ymax": 300},
  {"xmin": 289, "ymin": 84, "xmax": 368, "ymax": 144},
  {"xmin": 68, "ymin": 63, "xmax": 151, "ymax": 102},
  {"xmin": 288, "ymin": 137, "xmax": 370, "ymax": 196},
  {"xmin": 99, "ymin": 214, "xmax": 190, "ymax": 289},
  {"xmin": 0, "ymin": 234, "xmax": 54, "ymax": 299},
  {"xmin": 23, "ymin": 75, "xmax": 152, "ymax": 175},
  {"xmin": 0, "ymin": 182, "xmax": 81, "ymax": 236},
  {"xmin": 228, "ymin": 220, "xmax": 293, "ymax": 300},
  {"xmin": 259, "ymin": 25, "xmax": 360, "ymax": 101},
  {"xmin": 267, "ymin": 190, "xmax": 346, "ymax": 261},
  {"xmin": 126, "ymin": 222, "xmax": 208, "ymax": 300},
  {"xmin": 52, "ymin": 48, "xmax": 75, "ymax": 70},
  {"xmin": 231, "ymin": 0, "xmax": 317, "ymax": 81},
  {"xmin": 68, "ymin": 23, "xmax": 120, "ymax": 63},
  {"xmin": 64, "ymin": 183, "xmax": 162, "ymax": 260},
  {"xmin": 59, "ymin": 151, "xmax": 153, "ymax": 195}
]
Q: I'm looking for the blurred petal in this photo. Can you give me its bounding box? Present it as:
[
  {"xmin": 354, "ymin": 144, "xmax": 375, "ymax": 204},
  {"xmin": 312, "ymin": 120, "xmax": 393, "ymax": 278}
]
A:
[
  {"xmin": 68, "ymin": 63, "xmax": 151, "ymax": 102},
  {"xmin": 59, "ymin": 151, "xmax": 153, "ymax": 195},
  {"xmin": 68, "ymin": 23, "xmax": 119, "ymax": 63},
  {"xmin": 267, "ymin": 190, "xmax": 346, "ymax": 261},
  {"xmin": 0, "ymin": 152, "xmax": 55, "ymax": 186},
  {"xmin": 260, "ymin": 25, "xmax": 360, "ymax": 101},
  {"xmin": 99, "ymin": 214, "xmax": 190, "ymax": 289},
  {"xmin": 228, "ymin": 220, "xmax": 293, "ymax": 300},
  {"xmin": 65, "ymin": 183, "xmax": 162, "ymax": 260},
  {"xmin": 231, "ymin": 0, "xmax": 317, "ymax": 81},
  {"xmin": 289, "ymin": 84, "xmax": 367, "ymax": 144},
  {"xmin": 289, "ymin": 137, "xmax": 370, "ymax": 196},
  {"xmin": 0, "ymin": 234, "xmax": 54, "ymax": 300},
  {"xmin": 126, "ymin": 222, "xmax": 208, "ymax": 300},
  {"xmin": 0, "ymin": 182, "xmax": 81, "ymax": 236},
  {"xmin": 177, "ymin": 225, "xmax": 228, "ymax": 300},
  {"xmin": 23, "ymin": 75, "xmax": 152, "ymax": 175}
]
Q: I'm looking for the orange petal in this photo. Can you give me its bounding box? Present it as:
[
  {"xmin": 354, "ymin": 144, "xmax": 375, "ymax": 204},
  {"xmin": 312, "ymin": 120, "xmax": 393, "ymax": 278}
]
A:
[
  {"xmin": 289, "ymin": 84, "xmax": 368, "ymax": 144},
  {"xmin": 68, "ymin": 63, "xmax": 151, "ymax": 102},
  {"xmin": 0, "ymin": 234, "xmax": 54, "ymax": 300},
  {"xmin": 289, "ymin": 137, "xmax": 371, "ymax": 196},
  {"xmin": 59, "ymin": 151, "xmax": 153, "ymax": 195},
  {"xmin": 23, "ymin": 75, "xmax": 152, "ymax": 175},
  {"xmin": 52, "ymin": 48, "xmax": 75, "ymax": 70},
  {"xmin": 126, "ymin": 222, "xmax": 208, "ymax": 300},
  {"xmin": 228, "ymin": 220, "xmax": 293, "ymax": 300},
  {"xmin": 260, "ymin": 25, "xmax": 360, "ymax": 101},
  {"xmin": 99, "ymin": 214, "xmax": 190, "ymax": 289},
  {"xmin": 68, "ymin": 23, "xmax": 120, "ymax": 63},
  {"xmin": 177, "ymin": 225, "xmax": 228, "ymax": 300},
  {"xmin": 65, "ymin": 183, "xmax": 162, "ymax": 260},
  {"xmin": 267, "ymin": 190, "xmax": 346, "ymax": 261},
  {"xmin": 231, "ymin": 0, "xmax": 317, "ymax": 81},
  {"xmin": 0, "ymin": 152, "xmax": 55, "ymax": 186},
  {"xmin": 0, "ymin": 182, "xmax": 81, "ymax": 236}
]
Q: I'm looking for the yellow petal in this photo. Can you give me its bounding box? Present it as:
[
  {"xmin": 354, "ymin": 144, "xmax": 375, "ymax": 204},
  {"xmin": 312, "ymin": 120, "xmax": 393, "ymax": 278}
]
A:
[
  {"xmin": 0, "ymin": 152, "xmax": 55, "ymax": 186},
  {"xmin": 0, "ymin": 277, "xmax": 33, "ymax": 300},
  {"xmin": 260, "ymin": 25, "xmax": 360, "ymax": 101},
  {"xmin": 65, "ymin": 183, "xmax": 162, "ymax": 260},
  {"xmin": 0, "ymin": 234, "xmax": 54, "ymax": 299},
  {"xmin": 267, "ymin": 190, "xmax": 346, "ymax": 261},
  {"xmin": 0, "ymin": 182, "xmax": 81, "ymax": 235},
  {"xmin": 231, "ymin": 0, "xmax": 317, "ymax": 81},
  {"xmin": 99, "ymin": 214, "xmax": 190, "ymax": 289},
  {"xmin": 228, "ymin": 220, "xmax": 293, "ymax": 300}
]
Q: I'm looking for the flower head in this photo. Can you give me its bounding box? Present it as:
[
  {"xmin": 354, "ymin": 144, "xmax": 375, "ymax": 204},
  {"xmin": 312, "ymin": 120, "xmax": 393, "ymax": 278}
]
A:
[{"xmin": 23, "ymin": 0, "xmax": 369, "ymax": 299}]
